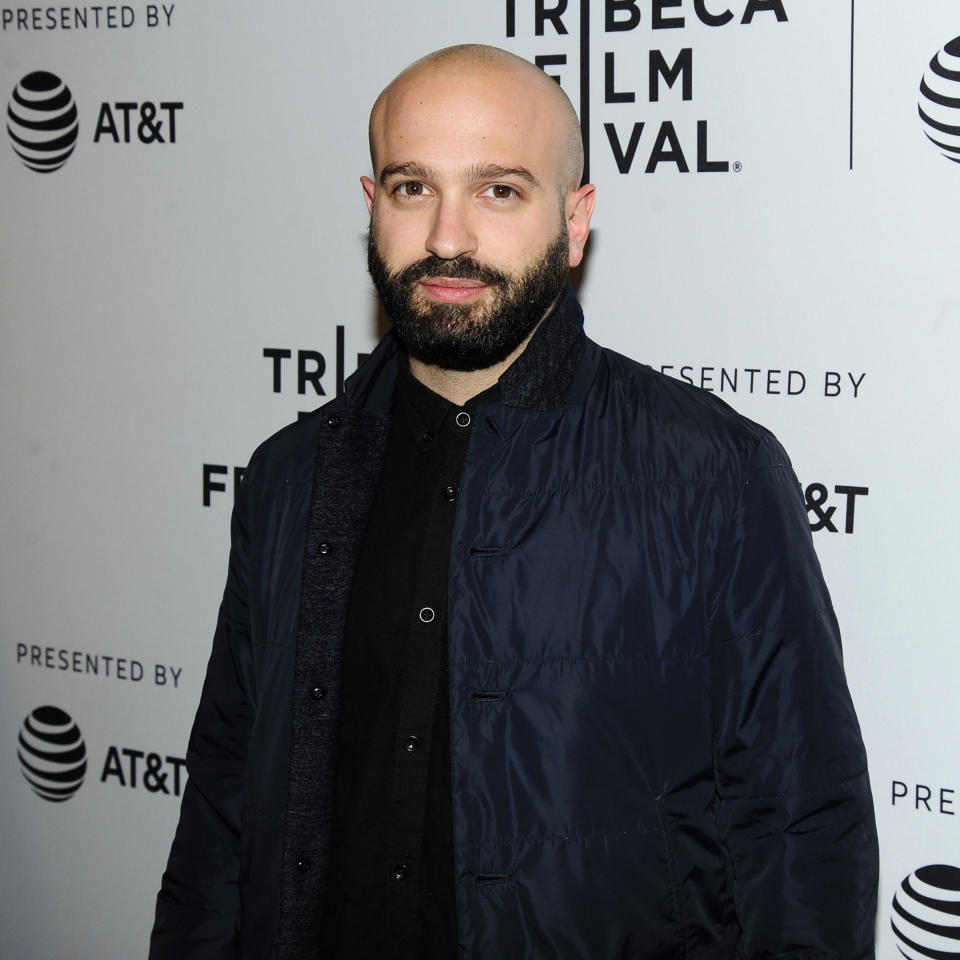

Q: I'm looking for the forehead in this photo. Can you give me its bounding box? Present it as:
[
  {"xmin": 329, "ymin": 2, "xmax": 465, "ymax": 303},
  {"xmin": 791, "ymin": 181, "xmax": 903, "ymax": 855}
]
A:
[{"xmin": 372, "ymin": 68, "xmax": 558, "ymax": 182}]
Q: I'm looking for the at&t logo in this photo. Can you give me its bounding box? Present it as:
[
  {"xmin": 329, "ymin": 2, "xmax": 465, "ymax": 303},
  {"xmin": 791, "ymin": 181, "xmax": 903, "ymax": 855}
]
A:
[
  {"xmin": 6, "ymin": 71, "xmax": 79, "ymax": 172},
  {"xmin": 804, "ymin": 483, "xmax": 869, "ymax": 535},
  {"xmin": 15, "ymin": 702, "xmax": 186, "ymax": 802},
  {"xmin": 17, "ymin": 705, "xmax": 87, "ymax": 802},
  {"xmin": 6, "ymin": 68, "xmax": 184, "ymax": 172},
  {"xmin": 919, "ymin": 35, "xmax": 960, "ymax": 165},
  {"xmin": 892, "ymin": 864, "xmax": 960, "ymax": 958}
]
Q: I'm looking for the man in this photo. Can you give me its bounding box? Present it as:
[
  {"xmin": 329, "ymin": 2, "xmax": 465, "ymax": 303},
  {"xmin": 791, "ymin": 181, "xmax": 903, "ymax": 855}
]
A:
[{"xmin": 151, "ymin": 44, "xmax": 878, "ymax": 960}]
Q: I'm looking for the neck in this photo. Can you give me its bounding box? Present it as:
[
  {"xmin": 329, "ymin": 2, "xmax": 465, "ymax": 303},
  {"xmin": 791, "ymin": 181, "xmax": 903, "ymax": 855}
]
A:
[{"xmin": 408, "ymin": 322, "xmax": 542, "ymax": 406}]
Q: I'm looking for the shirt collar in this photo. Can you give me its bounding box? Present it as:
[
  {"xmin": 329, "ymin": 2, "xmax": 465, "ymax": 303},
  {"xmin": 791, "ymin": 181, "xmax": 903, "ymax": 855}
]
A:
[{"xmin": 395, "ymin": 354, "xmax": 500, "ymax": 451}]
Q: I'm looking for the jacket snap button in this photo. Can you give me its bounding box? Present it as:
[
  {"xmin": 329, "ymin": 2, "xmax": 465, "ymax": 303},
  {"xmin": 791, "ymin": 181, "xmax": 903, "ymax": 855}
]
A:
[
  {"xmin": 296, "ymin": 858, "xmax": 311, "ymax": 873},
  {"xmin": 404, "ymin": 736, "xmax": 419, "ymax": 753},
  {"xmin": 311, "ymin": 686, "xmax": 325, "ymax": 700},
  {"xmin": 393, "ymin": 863, "xmax": 408, "ymax": 881},
  {"xmin": 455, "ymin": 411, "xmax": 471, "ymax": 427},
  {"xmin": 421, "ymin": 431, "xmax": 434, "ymax": 444},
  {"xmin": 443, "ymin": 485, "xmax": 458, "ymax": 502},
  {"xmin": 326, "ymin": 415, "xmax": 341, "ymax": 429},
  {"xmin": 317, "ymin": 541, "xmax": 331, "ymax": 555},
  {"xmin": 419, "ymin": 607, "xmax": 435, "ymax": 623}
]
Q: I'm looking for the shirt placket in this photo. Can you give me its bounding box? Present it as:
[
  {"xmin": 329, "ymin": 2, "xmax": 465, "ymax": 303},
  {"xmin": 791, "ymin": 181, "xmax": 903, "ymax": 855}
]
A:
[{"xmin": 382, "ymin": 403, "xmax": 473, "ymax": 951}]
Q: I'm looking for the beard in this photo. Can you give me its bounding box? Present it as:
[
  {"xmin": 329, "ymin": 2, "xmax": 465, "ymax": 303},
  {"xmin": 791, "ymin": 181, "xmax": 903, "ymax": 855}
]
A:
[{"xmin": 367, "ymin": 220, "xmax": 569, "ymax": 372}]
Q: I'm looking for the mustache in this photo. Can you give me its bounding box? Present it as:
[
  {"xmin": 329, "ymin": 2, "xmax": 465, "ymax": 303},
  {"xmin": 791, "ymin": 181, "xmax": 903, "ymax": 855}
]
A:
[{"xmin": 392, "ymin": 254, "xmax": 509, "ymax": 288}]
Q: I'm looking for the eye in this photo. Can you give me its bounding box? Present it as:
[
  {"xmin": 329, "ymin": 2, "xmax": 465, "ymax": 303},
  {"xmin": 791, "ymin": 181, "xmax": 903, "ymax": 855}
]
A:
[
  {"xmin": 481, "ymin": 183, "xmax": 518, "ymax": 201},
  {"xmin": 393, "ymin": 180, "xmax": 431, "ymax": 198}
]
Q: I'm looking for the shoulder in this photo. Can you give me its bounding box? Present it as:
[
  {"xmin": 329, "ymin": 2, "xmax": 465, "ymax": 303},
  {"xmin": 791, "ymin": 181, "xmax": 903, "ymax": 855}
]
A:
[{"xmin": 592, "ymin": 343, "xmax": 789, "ymax": 479}]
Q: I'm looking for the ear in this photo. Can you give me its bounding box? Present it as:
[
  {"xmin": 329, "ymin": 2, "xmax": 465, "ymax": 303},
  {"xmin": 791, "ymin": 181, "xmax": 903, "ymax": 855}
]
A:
[
  {"xmin": 565, "ymin": 183, "xmax": 596, "ymax": 269},
  {"xmin": 361, "ymin": 175, "xmax": 376, "ymax": 215}
]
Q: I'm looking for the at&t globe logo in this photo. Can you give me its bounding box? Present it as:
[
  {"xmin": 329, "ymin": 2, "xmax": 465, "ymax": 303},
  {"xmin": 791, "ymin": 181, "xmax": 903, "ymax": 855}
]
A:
[
  {"xmin": 6, "ymin": 71, "xmax": 79, "ymax": 173},
  {"xmin": 17, "ymin": 705, "xmax": 87, "ymax": 802},
  {"xmin": 919, "ymin": 36, "xmax": 960, "ymax": 165},
  {"xmin": 892, "ymin": 864, "xmax": 960, "ymax": 958}
]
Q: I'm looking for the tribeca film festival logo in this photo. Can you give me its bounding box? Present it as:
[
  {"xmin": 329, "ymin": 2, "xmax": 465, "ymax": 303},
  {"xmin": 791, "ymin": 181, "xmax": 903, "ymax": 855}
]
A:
[
  {"xmin": 505, "ymin": 0, "xmax": 789, "ymax": 179},
  {"xmin": 17, "ymin": 704, "xmax": 186, "ymax": 804},
  {"xmin": 6, "ymin": 69, "xmax": 183, "ymax": 173},
  {"xmin": 17, "ymin": 705, "xmax": 87, "ymax": 802},
  {"xmin": 919, "ymin": 35, "xmax": 960, "ymax": 165},
  {"xmin": 891, "ymin": 865, "xmax": 960, "ymax": 959}
]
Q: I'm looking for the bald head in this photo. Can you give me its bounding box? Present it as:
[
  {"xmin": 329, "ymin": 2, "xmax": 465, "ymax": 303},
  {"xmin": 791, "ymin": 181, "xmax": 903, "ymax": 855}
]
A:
[{"xmin": 369, "ymin": 44, "xmax": 584, "ymax": 193}]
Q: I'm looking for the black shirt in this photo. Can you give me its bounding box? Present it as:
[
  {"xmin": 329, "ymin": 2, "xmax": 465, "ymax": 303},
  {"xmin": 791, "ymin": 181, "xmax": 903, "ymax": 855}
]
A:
[{"xmin": 320, "ymin": 360, "xmax": 499, "ymax": 959}]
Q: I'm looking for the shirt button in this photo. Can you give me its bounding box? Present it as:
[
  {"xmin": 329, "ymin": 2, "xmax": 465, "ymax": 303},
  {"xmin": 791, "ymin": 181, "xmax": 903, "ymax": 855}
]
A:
[
  {"xmin": 311, "ymin": 686, "xmax": 325, "ymax": 700},
  {"xmin": 404, "ymin": 736, "xmax": 419, "ymax": 753},
  {"xmin": 443, "ymin": 485, "xmax": 458, "ymax": 502},
  {"xmin": 421, "ymin": 431, "xmax": 434, "ymax": 444},
  {"xmin": 317, "ymin": 541, "xmax": 331, "ymax": 555},
  {"xmin": 419, "ymin": 607, "xmax": 436, "ymax": 623},
  {"xmin": 393, "ymin": 863, "xmax": 409, "ymax": 881},
  {"xmin": 297, "ymin": 858, "xmax": 311, "ymax": 873},
  {"xmin": 455, "ymin": 411, "xmax": 472, "ymax": 428}
]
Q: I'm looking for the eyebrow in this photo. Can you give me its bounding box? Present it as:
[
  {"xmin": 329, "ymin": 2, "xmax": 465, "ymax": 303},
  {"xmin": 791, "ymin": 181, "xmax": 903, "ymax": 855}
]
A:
[
  {"xmin": 379, "ymin": 160, "xmax": 541, "ymax": 190},
  {"xmin": 465, "ymin": 163, "xmax": 541, "ymax": 189},
  {"xmin": 379, "ymin": 161, "xmax": 438, "ymax": 186}
]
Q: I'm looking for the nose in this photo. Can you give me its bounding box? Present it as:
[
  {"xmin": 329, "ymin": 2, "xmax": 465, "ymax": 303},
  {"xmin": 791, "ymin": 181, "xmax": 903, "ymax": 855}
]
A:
[{"xmin": 425, "ymin": 195, "xmax": 477, "ymax": 261}]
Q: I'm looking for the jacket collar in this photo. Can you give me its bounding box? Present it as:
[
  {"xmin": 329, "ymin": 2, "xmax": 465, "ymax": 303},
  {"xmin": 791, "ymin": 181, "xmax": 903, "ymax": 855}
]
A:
[
  {"xmin": 341, "ymin": 285, "xmax": 588, "ymax": 416},
  {"xmin": 497, "ymin": 285, "xmax": 585, "ymax": 412}
]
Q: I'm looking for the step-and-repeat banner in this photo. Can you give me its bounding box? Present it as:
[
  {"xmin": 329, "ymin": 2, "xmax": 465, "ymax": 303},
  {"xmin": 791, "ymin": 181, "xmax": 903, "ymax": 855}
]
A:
[{"xmin": 2, "ymin": 2, "xmax": 957, "ymax": 956}]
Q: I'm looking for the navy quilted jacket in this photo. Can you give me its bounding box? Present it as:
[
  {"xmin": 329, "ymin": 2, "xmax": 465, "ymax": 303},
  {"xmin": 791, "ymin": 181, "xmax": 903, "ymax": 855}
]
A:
[{"xmin": 151, "ymin": 289, "xmax": 878, "ymax": 959}]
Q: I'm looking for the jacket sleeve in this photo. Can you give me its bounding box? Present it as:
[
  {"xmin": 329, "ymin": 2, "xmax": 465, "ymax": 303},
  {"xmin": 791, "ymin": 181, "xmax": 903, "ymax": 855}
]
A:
[
  {"xmin": 706, "ymin": 434, "xmax": 879, "ymax": 959},
  {"xmin": 149, "ymin": 471, "xmax": 256, "ymax": 959}
]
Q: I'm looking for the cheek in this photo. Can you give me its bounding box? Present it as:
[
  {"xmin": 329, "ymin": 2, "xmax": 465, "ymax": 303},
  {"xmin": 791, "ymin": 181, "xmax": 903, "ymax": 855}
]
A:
[
  {"xmin": 372, "ymin": 210, "xmax": 428, "ymax": 266},
  {"xmin": 474, "ymin": 219, "xmax": 540, "ymax": 265},
  {"xmin": 479, "ymin": 227, "xmax": 550, "ymax": 274}
]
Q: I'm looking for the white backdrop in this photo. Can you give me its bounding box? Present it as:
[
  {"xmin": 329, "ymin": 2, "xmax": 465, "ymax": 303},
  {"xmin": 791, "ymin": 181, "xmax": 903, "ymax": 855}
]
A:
[{"xmin": 2, "ymin": 2, "xmax": 958, "ymax": 956}]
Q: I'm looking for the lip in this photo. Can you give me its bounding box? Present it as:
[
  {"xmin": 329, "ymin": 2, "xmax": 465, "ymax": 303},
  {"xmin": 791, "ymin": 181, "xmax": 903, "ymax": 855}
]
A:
[{"xmin": 419, "ymin": 278, "xmax": 490, "ymax": 304}]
